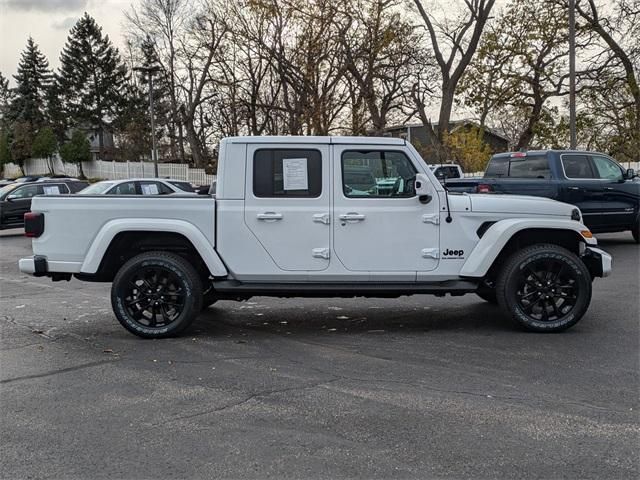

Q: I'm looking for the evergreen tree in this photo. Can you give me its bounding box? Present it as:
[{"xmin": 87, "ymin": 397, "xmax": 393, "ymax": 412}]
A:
[
  {"xmin": 11, "ymin": 37, "xmax": 52, "ymax": 130},
  {"xmin": 57, "ymin": 13, "xmax": 128, "ymax": 160},
  {"xmin": 59, "ymin": 129, "xmax": 91, "ymax": 178},
  {"xmin": 32, "ymin": 127, "xmax": 58, "ymax": 174},
  {"xmin": 10, "ymin": 121, "xmax": 34, "ymax": 174},
  {"xmin": 0, "ymin": 130, "xmax": 11, "ymax": 175},
  {"xmin": 0, "ymin": 71, "xmax": 14, "ymax": 131}
]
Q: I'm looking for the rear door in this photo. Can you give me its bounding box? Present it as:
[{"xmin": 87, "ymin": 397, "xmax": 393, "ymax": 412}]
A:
[{"xmin": 244, "ymin": 144, "xmax": 330, "ymax": 271}]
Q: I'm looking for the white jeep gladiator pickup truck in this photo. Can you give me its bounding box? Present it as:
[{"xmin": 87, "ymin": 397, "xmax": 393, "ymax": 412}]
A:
[{"xmin": 19, "ymin": 136, "xmax": 612, "ymax": 337}]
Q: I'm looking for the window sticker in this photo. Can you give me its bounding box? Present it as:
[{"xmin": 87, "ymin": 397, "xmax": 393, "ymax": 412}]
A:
[
  {"xmin": 282, "ymin": 158, "xmax": 308, "ymax": 190},
  {"xmin": 141, "ymin": 183, "xmax": 159, "ymax": 195},
  {"xmin": 43, "ymin": 185, "xmax": 61, "ymax": 195}
]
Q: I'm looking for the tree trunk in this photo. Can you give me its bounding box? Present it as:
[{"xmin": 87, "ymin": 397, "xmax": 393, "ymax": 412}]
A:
[
  {"xmin": 184, "ymin": 117, "xmax": 205, "ymax": 168},
  {"xmin": 516, "ymin": 101, "xmax": 543, "ymax": 150}
]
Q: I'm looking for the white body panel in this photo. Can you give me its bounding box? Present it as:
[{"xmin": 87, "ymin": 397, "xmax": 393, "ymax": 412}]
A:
[
  {"xmin": 27, "ymin": 195, "xmax": 223, "ymax": 274},
  {"xmin": 20, "ymin": 136, "xmax": 605, "ymax": 286}
]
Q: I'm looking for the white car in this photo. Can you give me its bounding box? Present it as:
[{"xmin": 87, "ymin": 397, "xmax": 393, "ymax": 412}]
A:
[
  {"xmin": 78, "ymin": 178, "xmax": 197, "ymax": 195},
  {"xmin": 430, "ymin": 163, "xmax": 464, "ymax": 180},
  {"xmin": 19, "ymin": 136, "xmax": 611, "ymax": 338}
]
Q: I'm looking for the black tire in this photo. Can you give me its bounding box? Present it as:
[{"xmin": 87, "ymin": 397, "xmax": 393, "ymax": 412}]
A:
[
  {"xmin": 496, "ymin": 244, "xmax": 592, "ymax": 332},
  {"xmin": 632, "ymin": 221, "xmax": 639, "ymax": 244},
  {"xmin": 111, "ymin": 251, "xmax": 203, "ymax": 338},
  {"xmin": 476, "ymin": 287, "xmax": 498, "ymax": 304}
]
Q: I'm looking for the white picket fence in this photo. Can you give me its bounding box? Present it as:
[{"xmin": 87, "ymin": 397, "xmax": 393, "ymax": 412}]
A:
[{"xmin": 3, "ymin": 157, "xmax": 216, "ymax": 186}]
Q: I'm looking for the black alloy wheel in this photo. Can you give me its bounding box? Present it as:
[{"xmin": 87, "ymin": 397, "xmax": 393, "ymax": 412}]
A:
[
  {"xmin": 496, "ymin": 244, "xmax": 592, "ymax": 332},
  {"xmin": 111, "ymin": 252, "xmax": 203, "ymax": 338}
]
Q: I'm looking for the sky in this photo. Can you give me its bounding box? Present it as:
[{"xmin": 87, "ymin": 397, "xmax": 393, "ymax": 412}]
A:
[{"xmin": 0, "ymin": 0, "xmax": 134, "ymax": 82}]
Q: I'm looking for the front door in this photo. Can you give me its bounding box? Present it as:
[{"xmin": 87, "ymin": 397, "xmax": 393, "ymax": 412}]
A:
[
  {"xmin": 560, "ymin": 154, "xmax": 606, "ymax": 228},
  {"xmin": 332, "ymin": 146, "xmax": 440, "ymax": 278},
  {"xmin": 3, "ymin": 184, "xmax": 43, "ymax": 226},
  {"xmin": 590, "ymin": 154, "xmax": 638, "ymax": 228},
  {"xmin": 244, "ymin": 144, "xmax": 330, "ymax": 271}
]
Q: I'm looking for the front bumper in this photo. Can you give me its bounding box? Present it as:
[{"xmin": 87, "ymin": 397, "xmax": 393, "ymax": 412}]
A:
[{"xmin": 582, "ymin": 247, "xmax": 612, "ymax": 278}]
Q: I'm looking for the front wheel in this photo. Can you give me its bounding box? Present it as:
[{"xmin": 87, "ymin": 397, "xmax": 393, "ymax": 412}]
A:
[
  {"xmin": 111, "ymin": 251, "xmax": 203, "ymax": 338},
  {"xmin": 632, "ymin": 221, "xmax": 639, "ymax": 243},
  {"xmin": 496, "ymin": 244, "xmax": 592, "ymax": 332}
]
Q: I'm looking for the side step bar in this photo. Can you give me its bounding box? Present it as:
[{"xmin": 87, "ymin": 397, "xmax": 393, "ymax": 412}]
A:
[{"xmin": 212, "ymin": 279, "xmax": 479, "ymax": 299}]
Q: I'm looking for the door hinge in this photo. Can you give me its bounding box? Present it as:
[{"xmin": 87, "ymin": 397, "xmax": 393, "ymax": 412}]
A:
[
  {"xmin": 422, "ymin": 214, "xmax": 440, "ymax": 225},
  {"xmin": 312, "ymin": 213, "xmax": 330, "ymax": 225},
  {"xmin": 312, "ymin": 248, "xmax": 330, "ymax": 260},
  {"xmin": 421, "ymin": 248, "xmax": 439, "ymax": 259}
]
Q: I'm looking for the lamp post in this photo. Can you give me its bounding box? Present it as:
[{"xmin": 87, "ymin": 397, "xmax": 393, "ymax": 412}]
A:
[
  {"xmin": 569, "ymin": 0, "xmax": 577, "ymax": 149},
  {"xmin": 133, "ymin": 65, "xmax": 161, "ymax": 178}
]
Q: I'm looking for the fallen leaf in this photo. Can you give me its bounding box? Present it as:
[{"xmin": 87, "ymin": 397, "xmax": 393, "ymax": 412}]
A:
[
  {"xmin": 15, "ymin": 305, "xmax": 25, "ymax": 309},
  {"xmin": 103, "ymin": 349, "xmax": 114, "ymax": 353},
  {"xmin": 336, "ymin": 315, "xmax": 350, "ymax": 320},
  {"xmin": 31, "ymin": 329, "xmax": 44, "ymax": 334}
]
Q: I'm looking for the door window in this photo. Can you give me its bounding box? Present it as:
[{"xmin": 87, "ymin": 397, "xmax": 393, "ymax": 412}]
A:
[
  {"xmin": 342, "ymin": 150, "xmax": 417, "ymax": 198},
  {"xmin": 10, "ymin": 184, "xmax": 42, "ymax": 199},
  {"xmin": 561, "ymin": 155, "xmax": 596, "ymax": 179},
  {"xmin": 253, "ymin": 149, "xmax": 322, "ymax": 198},
  {"xmin": 140, "ymin": 181, "xmax": 173, "ymax": 195},
  {"xmin": 110, "ymin": 182, "xmax": 137, "ymax": 195},
  {"xmin": 592, "ymin": 156, "xmax": 623, "ymax": 181},
  {"xmin": 42, "ymin": 184, "xmax": 68, "ymax": 195}
]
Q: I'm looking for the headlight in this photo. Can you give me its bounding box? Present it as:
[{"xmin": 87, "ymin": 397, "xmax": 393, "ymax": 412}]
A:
[{"xmin": 571, "ymin": 208, "xmax": 581, "ymax": 221}]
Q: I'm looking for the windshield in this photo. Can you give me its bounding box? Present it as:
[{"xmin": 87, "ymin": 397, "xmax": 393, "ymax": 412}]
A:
[
  {"xmin": 0, "ymin": 183, "xmax": 19, "ymax": 199},
  {"xmin": 78, "ymin": 182, "xmax": 115, "ymax": 194}
]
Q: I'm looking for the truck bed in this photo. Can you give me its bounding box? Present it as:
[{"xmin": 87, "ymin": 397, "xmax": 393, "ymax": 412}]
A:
[{"xmin": 26, "ymin": 195, "xmax": 216, "ymax": 269}]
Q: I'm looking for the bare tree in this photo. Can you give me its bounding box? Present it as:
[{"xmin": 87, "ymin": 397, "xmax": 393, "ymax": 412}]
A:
[
  {"xmin": 412, "ymin": 0, "xmax": 496, "ymax": 144},
  {"xmin": 126, "ymin": 0, "xmax": 190, "ymax": 162}
]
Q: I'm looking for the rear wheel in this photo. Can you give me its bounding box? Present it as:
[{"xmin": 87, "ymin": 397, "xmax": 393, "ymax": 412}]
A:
[
  {"xmin": 496, "ymin": 244, "xmax": 592, "ymax": 332},
  {"xmin": 632, "ymin": 221, "xmax": 639, "ymax": 243},
  {"xmin": 111, "ymin": 251, "xmax": 203, "ymax": 338}
]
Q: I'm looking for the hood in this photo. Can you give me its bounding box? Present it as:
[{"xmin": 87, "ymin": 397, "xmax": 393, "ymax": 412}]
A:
[{"xmin": 468, "ymin": 194, "xmax": 576, "ymax": 218}]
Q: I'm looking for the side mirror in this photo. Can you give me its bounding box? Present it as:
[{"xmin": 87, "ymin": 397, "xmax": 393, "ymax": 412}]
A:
[
  {"xmin": 415, "ymin": 173, "xmax": 433, "ymax": 204},
  {"xmin": 625, "ymin": 168, "xmax": 636, "ymax": 180},
  {"xmin": 6, "ymin": 194, "xmax": 18, "ymax": 201}
]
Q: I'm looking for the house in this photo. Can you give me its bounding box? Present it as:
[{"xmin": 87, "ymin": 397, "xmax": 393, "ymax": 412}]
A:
[
  {"xmin": 85, "ymin": 125, "xmax": 115, "ymax": 161},
  {"xmin": 380, "ymin": 120, "xmax": 510, "ymax": 164}
]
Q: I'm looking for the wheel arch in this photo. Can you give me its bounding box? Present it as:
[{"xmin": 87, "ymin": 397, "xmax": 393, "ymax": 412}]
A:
[
  {"xmin": 79, "ymin": 219, "xmax": 227, "ymax": 281},
  {"xmin": 460, "ymin": 219, "xmax": 592, "ymax": 279}
]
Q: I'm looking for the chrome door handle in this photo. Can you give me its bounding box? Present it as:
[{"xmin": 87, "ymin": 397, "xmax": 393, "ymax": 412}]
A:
[
  {"xmin": 567, "ymin": 186, "xmax": 580, "ymax": 191},
  {"xmin": 257, "ymin": 212, "xmax": 283, "ymax": 221},
  {"xmin": 339, "ymin": 213, "xmax": 366, "ymax": 221},
  {"xmin": 604, "ymin": 187, "xmax": 614, "ymax": 190}
]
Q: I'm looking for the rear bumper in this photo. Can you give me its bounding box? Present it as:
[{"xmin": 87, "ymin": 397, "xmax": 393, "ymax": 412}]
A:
[
  {"xmin": 18, "ymin": 255, "xmax": 48, "ymax": 276},
  {"xmin": 582, "ymin": 247, "xmax": 612, "ymax": 278},
  {"xmin": 18, "ymin": 255, "xmax": 75, "ymax": 281}
]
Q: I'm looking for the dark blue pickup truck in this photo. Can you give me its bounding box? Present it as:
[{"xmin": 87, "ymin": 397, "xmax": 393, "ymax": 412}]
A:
[{"xmin": 446, "ymin": 150, "xmax": 640, "ymax": 242}]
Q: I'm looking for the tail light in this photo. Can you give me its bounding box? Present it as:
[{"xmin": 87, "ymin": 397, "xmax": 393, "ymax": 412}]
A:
[
  {"xmin": 24, "ymin": 212, "xmax": 44, "ymax": 238},
  {"xmin": 477, "ymin": 184, "xmax": 493, "ymax": 194}
]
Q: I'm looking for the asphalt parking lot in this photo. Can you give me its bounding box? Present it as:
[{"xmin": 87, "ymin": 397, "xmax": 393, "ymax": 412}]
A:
[{"xmin": 1, "ymin": 229, "xmax": 638, "ymax": 479}]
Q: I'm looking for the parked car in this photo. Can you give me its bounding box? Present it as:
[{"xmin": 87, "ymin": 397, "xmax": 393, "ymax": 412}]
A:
[
  {"xmin": 0, "ymin": 178, "xmax": 88, "ymax": 230},
  {"xmin": 78, "ymin": 178, "xmax": 197, "ymax": 195},
  {"xmin": 19, "ymin": 136, "xmax": 610, "ymax": 338},
  {"xmin": 429, "ymin": 163, "xmax": 464, "ymax": 180},
  {"xmin": 446, "ymin": 150, "xmax": 640, "ymax": 242}
]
